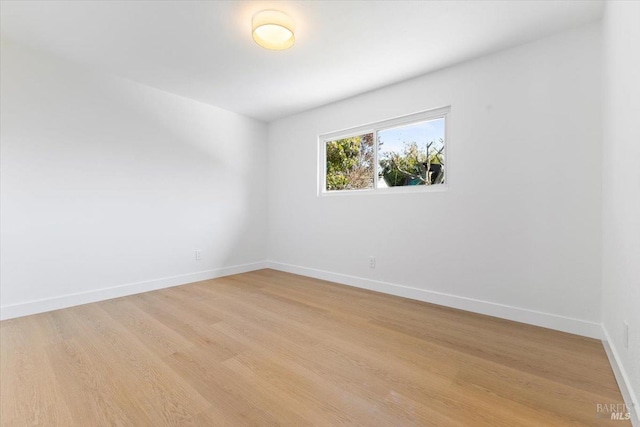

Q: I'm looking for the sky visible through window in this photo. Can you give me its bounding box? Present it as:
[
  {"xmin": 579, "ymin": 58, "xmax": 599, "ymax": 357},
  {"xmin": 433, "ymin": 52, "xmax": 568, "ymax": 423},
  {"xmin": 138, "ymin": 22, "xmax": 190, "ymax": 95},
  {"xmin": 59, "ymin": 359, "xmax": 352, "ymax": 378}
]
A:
[{"xmin": 378, "ymin": 118, "xmax": 445, "ymax": 156}]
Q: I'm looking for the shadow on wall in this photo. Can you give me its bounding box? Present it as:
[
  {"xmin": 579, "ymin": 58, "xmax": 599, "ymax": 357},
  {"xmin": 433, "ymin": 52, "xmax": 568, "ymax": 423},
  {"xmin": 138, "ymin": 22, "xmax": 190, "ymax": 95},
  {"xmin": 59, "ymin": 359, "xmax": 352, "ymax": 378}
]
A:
[
  {"xmin": 108, "ymin": 76, "xmax": 264, "ymax": 271},
  {"xmin": 0, "ymin": 39, "xmax": 267, "ymax": 307}
]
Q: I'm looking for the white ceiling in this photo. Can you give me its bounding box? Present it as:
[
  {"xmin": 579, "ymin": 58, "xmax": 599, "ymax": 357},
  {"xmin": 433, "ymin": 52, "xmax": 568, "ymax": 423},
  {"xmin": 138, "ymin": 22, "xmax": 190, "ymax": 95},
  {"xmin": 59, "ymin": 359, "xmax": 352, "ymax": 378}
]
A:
[{"xmin": 0, "ymin": 0, "xmax": 603, "ymax": 122}]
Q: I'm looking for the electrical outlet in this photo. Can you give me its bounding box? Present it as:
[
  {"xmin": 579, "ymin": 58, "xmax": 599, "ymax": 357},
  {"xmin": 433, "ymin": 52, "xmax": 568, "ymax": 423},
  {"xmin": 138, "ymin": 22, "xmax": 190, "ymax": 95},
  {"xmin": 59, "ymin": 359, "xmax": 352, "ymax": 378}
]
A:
[
  {"xmin": 195, "ymin": 250, "xmax": 202, "ymax": 261},
  {"xmin": 624, "ymin": 321, "xmax": 629, "ymax": 349},
  {"xmin": 369, "ymin": 256, "xmax": 376, "ymax": 269}
]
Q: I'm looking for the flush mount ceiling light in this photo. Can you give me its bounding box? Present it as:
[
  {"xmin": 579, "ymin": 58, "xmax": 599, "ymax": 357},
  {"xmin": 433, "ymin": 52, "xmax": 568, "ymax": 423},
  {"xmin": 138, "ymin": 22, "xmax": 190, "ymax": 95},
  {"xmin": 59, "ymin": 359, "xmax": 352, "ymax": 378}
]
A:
[{"xmin": 252, "ymin": 10, "xmax": 295, "ymax": 50}]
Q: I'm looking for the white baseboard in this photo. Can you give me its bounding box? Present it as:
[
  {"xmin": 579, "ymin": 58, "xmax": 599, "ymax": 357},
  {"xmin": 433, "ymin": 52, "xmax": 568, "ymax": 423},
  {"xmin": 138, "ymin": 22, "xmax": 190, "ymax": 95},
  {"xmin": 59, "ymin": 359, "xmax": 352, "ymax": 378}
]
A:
[
  {"xmin": 602, "ymin": 326, "xmax": 639, "ymax": 427},
  {"xmin": 3, "ymin": 260, "xmax": 604, "ymax": 340},
  {"xmin": 266, "ymin": 261, "xmax": 603, "ymax": 339},
  {"xmin": 0, "ymin": 261, "xmax": 268, "ymax": 321}
]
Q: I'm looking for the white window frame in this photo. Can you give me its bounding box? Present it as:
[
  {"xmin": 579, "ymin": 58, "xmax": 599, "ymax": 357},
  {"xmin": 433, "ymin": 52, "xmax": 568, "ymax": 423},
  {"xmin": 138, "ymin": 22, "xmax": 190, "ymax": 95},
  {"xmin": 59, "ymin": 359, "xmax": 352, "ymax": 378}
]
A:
[{"xmin": 318, "ymin": 106, "xmax": 450, "ymax": 196}]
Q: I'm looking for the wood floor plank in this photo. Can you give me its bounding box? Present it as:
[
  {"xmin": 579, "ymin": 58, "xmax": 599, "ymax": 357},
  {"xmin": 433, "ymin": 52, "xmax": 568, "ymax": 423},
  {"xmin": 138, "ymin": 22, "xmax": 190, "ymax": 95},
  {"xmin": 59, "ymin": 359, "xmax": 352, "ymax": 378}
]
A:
[
  {"xmin": 164, "ymin": 346, "xmax": 290, "ymax": 426},
  {"xmin": 214, "ymin": 321, "xmax": 461, "ymax": 426},
  {"xmin": 99, "ymin": 297, "xmax": 194, "ymax": 357},
  {"xmin": 68, "ymin": 304, "xmax": 210, "ymax": 425},
  {"xmin": 0, "ymin": 269, "xmax": 630, "ymax": 426},
  {"xmin": 1, "ymin": 318, "xmax": 75, "ymax": 426},
  {"xmin": 45, "ymin": 338, "xmax": 147, "ymax": 426},
  {"xmin": 129, "ymin": 292, "xmax": 246, "ymax": 360}
]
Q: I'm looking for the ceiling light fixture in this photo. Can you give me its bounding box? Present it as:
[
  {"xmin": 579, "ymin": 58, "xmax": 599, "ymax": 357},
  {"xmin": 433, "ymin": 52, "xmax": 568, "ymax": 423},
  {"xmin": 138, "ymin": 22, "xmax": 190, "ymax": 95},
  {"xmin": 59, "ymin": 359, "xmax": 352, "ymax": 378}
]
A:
[{"xmin": 252, "ymin": 10, "xmax": 295, "ymax": 50}]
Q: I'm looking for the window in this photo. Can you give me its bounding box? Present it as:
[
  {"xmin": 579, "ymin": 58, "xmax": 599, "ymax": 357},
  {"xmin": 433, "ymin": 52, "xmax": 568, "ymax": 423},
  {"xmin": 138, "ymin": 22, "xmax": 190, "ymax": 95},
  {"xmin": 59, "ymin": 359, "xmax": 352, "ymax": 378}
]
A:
[{"xmin": 320, "ymin": 107, "xmax": 449, "ymax": 194}]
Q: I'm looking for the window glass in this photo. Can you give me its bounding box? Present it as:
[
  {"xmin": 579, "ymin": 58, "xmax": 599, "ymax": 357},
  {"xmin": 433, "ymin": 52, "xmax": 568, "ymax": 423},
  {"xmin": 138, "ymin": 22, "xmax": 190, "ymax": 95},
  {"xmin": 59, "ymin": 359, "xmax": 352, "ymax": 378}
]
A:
[
  {"xmin": 325, "ymin": 133, "xmax": 375, "ymax": 191},
  {"xmin": 378, "ymin": 118, "xmax": 445, "ymax": 187}
]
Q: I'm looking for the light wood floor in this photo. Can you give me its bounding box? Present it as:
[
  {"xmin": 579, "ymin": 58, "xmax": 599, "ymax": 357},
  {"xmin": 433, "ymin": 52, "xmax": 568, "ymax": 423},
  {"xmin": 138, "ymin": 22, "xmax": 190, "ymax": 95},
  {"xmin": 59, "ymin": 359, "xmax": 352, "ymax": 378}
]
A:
[{"xmin": 0, "ymin": 269, "xmax": 628, "ymax": 426}]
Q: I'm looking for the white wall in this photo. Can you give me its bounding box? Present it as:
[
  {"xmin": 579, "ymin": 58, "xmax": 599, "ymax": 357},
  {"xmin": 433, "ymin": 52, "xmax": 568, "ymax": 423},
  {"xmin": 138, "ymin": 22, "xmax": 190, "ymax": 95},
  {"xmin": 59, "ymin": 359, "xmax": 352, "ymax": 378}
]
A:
[
  {"xmin": 602, "ymin": 0, "xmax": 640, "ymax": 421},
  {"xmin": 267, "ymin": 24, "xmax": 603, "ymax": 337},
  {"xmin": 0, "ymin": 39, "xmax": 268, "ymax": 318}
]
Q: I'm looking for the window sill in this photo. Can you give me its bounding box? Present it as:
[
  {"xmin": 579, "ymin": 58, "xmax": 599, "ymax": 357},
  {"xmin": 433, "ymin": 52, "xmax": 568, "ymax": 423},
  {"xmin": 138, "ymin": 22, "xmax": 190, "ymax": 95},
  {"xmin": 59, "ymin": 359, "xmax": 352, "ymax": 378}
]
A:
[{"xmin": 319, "ymin": 184, "xmax": 449, "ymax": 197}]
